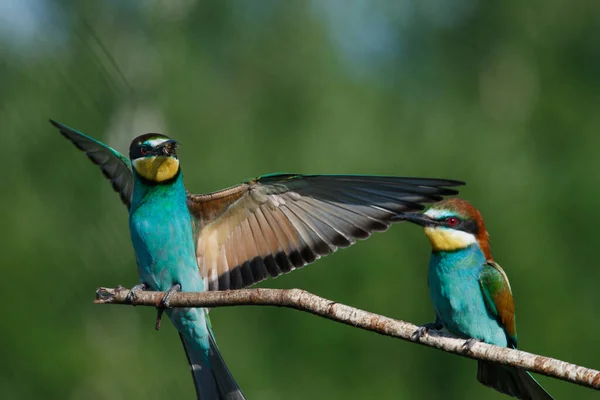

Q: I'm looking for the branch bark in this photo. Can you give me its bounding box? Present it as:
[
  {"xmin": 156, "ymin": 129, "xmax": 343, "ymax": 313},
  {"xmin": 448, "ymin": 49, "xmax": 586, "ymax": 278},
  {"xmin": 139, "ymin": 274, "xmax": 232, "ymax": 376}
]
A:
[{"xmin": 96, "ymin": 286, "xmax": 600, "ymax": 391}]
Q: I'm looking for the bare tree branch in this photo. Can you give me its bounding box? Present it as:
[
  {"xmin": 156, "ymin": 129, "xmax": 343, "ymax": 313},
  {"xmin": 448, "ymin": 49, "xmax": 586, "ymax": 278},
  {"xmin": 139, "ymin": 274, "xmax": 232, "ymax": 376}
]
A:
[{"xmin": 96, "ymin": 287, "xmax": 600, "ymax": 391}]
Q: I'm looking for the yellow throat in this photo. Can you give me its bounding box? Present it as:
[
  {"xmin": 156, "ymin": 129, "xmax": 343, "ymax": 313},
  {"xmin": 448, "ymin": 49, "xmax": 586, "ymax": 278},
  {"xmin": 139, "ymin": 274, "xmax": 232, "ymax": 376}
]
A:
[
  {"xmin": 133, "ymin": 156, "xmax": 180, "ymax": 182},
  {"xmin": 423, "ymin": 226, "xmax": 476, "ymax": 252}
]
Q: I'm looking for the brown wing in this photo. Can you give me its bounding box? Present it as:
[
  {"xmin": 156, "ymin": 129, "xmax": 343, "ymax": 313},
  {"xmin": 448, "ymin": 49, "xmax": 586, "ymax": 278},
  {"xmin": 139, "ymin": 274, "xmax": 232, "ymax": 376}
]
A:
[
  {"xmin": 187, "ymin": 174, "xmax": 463, "ymax": 291},
  {"xmin": 479, "ymin": 260, "xmax": 517, "ymax": 347}
]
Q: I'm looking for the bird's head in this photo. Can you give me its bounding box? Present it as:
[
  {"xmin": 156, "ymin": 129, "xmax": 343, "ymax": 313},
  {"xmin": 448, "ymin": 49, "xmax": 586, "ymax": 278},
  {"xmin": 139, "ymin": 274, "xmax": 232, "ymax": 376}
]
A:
[
  {"xmin": 129, "ymin": 133, "xmax": 180, "ymax": 183},
  {"xmin": 398, "ymin": 198, "xmax": 491, "ymax": 258}
]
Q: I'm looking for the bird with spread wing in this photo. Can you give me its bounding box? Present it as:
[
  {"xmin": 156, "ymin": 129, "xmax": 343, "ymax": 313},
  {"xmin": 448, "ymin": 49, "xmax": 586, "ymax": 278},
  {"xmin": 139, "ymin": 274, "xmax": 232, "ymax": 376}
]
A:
[{"xmin": 51, "ymin": 119, "xmax": 464, "ymax": 399}]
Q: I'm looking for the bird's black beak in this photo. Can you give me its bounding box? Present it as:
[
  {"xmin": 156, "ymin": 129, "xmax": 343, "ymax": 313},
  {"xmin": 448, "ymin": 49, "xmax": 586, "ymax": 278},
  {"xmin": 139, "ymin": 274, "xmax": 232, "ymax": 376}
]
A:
[
  {"xmin": 155, "ymin": 139, "xmax": 178, "ymax": 156},
  {"xmin": 392, "ymin": 213, "xmax": 438, "ymax": 227}
]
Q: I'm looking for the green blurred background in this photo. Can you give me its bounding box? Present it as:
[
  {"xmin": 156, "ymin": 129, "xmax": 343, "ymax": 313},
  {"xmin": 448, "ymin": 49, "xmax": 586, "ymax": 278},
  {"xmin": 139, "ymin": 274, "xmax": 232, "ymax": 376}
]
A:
[{"xmin": 2, "ymin": 1, "xmax": 598, "ymax": 399}]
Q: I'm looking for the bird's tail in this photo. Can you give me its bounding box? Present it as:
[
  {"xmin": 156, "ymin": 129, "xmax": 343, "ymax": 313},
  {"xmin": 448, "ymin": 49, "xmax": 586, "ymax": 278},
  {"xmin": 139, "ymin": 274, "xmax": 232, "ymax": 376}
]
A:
[
  {"xmin": 180, "ymin": 330, "xmax": 246, "ymax": 400},
  {"xmin": 477, "ymin": 361, "xmax": 553, "ymax": 400}
]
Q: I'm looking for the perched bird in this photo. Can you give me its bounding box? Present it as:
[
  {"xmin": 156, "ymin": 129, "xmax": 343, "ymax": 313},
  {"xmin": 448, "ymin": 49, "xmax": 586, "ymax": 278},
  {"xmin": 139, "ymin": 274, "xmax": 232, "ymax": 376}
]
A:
[
  {"xmin": 396, "ymin": 198, "xmax": 553, "ymax": 400},
  {"xmin": 51, "ymin": 120, "xmax": 463, "ymax": 399}
]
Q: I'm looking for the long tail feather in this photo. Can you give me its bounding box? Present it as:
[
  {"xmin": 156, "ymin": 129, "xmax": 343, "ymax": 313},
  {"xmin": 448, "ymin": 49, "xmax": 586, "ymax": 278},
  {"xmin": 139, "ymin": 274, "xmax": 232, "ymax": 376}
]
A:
[
  {"xmin": 477, "ymin": 361, "xmax": 553, "ymax": 400},
  {"xmin": 180, "ymin": 331, "xmax": 246, "ymax": 399},
  {"xmin": 208, "ymin": 332, "xmax": 246, "ymax": 399}
]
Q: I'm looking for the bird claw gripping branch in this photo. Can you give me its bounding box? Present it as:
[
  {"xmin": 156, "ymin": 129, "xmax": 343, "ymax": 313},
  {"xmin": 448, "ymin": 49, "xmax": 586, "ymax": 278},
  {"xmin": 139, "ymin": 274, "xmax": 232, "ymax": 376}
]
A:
[
  {"xmin": 124, "ymin": 283, "xmax": 148, "ymax": 305},
  {"xmin": 461, "ymin": 338, "xmax": 480, "ymax": 354},
  {"xmin": 155, "ymin": 284, "xmax": 182, "ymax": 330},
  {"xmin": 411, "ymin": 321, "xmax": 443, "ymax": 341}
]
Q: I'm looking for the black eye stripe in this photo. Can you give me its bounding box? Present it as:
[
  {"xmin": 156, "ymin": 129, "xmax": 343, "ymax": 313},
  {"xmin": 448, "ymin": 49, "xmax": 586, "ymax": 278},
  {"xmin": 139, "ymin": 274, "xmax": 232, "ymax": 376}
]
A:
[
  {"xmin": 437, "ymin": 216, "xmax": 478, "ymax": 235},
  {"xmin": 459, "ymin": 219, "xmax": 479, "ymax": 234}
]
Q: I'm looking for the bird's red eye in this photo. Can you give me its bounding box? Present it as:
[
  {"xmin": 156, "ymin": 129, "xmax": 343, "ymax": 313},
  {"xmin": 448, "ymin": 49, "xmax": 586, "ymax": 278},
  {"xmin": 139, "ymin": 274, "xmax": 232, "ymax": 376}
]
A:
[
  {"xmin": 446, "ymin": 217, "xmax": 458, "ymax": 226},
  {"xmin": 140, "ymin": 147, "xmax": 149, "ymax": 155}
]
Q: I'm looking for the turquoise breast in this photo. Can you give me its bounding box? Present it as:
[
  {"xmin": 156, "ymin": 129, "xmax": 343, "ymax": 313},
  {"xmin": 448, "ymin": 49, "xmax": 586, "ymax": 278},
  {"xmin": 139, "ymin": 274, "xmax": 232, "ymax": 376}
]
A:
[
  {"xmin": 129, "ymin": 173, "xmax": 204, "ymax": 294},
  {"xmin": 428, "ymin": 245, "xmax": 508, "ymax": 347}
]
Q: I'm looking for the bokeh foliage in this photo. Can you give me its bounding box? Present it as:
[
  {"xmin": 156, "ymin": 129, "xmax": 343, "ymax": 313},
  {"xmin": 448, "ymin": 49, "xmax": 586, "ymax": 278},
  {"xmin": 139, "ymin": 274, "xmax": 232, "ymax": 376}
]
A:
[{"xmin": 1, "ymin": 1, "xmax": 598, "ymax": 398}]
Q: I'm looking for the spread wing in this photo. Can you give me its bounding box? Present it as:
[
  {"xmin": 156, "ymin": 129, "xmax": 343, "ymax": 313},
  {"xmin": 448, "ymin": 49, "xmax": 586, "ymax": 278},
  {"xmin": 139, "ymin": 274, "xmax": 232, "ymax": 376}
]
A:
[
  {"xmin": 52, "ymin": 121, "xmax": 465, "ymax": 292},
  {"xmin": 188, "ymin": 174, "xmax": 464, "ymax": 290},
  {"xmin": 479, "ymin": 261, "xmax": 518, "ymax": 347},
  {"xmin": 50, "ymin": 120, "xmax": 134, "ymax": 208}
]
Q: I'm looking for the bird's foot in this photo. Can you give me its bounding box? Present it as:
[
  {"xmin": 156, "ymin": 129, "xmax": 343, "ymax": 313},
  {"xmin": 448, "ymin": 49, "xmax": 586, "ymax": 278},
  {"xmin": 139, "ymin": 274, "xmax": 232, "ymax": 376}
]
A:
[
  {"xmin": 124, "ymin": 283, "xmax": 148, "ymax": 305},
  {"xmin": 461, "ymin": 338, "xmax": 480, "ymax": 354},
  {"xmin": 155, "ymin": 284, "xmax": 181, "ymax": 331},
  {"xmin": 412, "ymin": 322, "xmax": 443, "ymax": 341}
]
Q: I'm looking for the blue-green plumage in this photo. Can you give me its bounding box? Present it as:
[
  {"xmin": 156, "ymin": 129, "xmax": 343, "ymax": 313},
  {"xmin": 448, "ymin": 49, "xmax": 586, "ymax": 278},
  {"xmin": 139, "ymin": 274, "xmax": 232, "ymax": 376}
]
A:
[
  {"xmin": 130, "ymin": 170, "xmax": 200, "ymax": 292},
  {"xmin": 128, "ymin": 138, "xmax": 244, "ymax": 399},
  {"xmin": 430, "ymin": 247, "xmax": 551, "ymax": 399},
  {"xmin": 429, "ymin": 244, "xmax": 509, "ymax": 347},
  {"xmin": 129, "ymin": 136, "xmax": 244, "ymax": 400},
  {"xmin": 398, "ymin": 198, "xmax": 553, "ymax": 399}
]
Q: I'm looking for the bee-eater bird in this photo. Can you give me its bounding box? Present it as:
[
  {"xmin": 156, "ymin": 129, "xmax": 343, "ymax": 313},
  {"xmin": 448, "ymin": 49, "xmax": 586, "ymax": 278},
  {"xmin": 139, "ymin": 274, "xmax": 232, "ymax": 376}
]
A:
[
  {"xmin": 396, "ymin": 198, "xmax": 552, "ymax": 400},
  {"xmin": 51, "ymin": 120, "xmax": 463, "ymax": 399}
]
